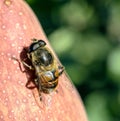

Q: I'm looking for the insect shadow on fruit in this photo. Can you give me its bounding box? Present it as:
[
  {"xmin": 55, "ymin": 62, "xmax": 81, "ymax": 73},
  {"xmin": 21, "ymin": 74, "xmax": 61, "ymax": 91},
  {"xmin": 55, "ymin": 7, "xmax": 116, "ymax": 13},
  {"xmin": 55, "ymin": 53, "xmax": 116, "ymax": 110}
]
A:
[
  {"xmin": 19, "ymin": 47, "xmax": 37, "ymax": 90},
  {"xmin": 12, "ymin": 46, "xmax": 39, "ymax": 99}
]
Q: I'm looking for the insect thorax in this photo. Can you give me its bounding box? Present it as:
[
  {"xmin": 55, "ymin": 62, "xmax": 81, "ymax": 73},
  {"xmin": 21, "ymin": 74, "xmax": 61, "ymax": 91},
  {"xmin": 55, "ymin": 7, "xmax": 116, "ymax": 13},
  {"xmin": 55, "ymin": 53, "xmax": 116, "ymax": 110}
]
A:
[{"xmin": 30, "ymin": 48, "xmax": 53, "ymax": 67}]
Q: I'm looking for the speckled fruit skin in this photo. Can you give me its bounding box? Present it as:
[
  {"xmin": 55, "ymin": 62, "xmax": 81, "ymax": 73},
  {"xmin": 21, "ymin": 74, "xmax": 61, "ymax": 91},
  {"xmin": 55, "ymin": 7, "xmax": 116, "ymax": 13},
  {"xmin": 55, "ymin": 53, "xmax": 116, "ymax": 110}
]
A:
[{"xmin": 0, "ymin": 0, "xmax": 88, "ymax": 121}]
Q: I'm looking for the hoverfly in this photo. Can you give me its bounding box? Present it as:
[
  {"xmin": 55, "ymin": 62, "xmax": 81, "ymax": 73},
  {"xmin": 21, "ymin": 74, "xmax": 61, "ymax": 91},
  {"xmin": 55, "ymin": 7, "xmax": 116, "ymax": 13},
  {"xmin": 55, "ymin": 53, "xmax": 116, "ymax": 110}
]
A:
[{"xmin": 23, "ymin": 39, "xmax": 64, "ymax": 100}]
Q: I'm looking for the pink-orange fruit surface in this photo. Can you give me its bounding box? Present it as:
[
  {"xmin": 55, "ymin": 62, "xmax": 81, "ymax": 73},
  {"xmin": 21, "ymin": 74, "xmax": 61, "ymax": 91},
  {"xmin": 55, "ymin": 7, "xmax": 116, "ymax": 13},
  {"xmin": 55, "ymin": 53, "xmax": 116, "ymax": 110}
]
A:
[{"xmin": 0, "ymin": 0, "xmax": 88, "ymax": 121}]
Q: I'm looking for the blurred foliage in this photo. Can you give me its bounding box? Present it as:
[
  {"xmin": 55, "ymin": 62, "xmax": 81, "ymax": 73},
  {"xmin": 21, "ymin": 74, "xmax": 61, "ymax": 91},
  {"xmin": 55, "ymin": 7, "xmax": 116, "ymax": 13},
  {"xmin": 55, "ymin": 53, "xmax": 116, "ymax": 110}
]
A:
[{"xmin": 26, "ymin": 0, "xmax": 120, "ymax": 121}]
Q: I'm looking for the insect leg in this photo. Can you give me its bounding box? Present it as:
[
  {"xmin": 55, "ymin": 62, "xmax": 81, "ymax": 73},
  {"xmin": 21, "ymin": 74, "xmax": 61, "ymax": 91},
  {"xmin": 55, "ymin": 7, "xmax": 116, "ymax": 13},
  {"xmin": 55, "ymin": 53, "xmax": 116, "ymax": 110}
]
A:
[
  {"xmin": 11, "ymin": 57, "xmax": 25, "ymax": 72},
  {"xmin": 22, "ymin": 61, "xmax": 34, "ymax": 70},
  {"xmin": 35, "ymin": 78, "xmax": 42, "ymax": 101},
  {"xmin": 58, "ymin": 65, "xmax": 64, "ymax": 75},
  {"xmin": 38, "ymin": 82, "xmax": 42, "ymax": 101}
]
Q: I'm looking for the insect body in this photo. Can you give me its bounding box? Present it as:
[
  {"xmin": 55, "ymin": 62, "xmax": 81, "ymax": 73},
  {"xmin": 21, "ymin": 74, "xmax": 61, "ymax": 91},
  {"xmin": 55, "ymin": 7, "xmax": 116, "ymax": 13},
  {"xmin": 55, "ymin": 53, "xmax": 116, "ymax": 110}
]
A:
[{"xmin": 25, "ymin": 39, "xmax": 64, "ymax": 98}]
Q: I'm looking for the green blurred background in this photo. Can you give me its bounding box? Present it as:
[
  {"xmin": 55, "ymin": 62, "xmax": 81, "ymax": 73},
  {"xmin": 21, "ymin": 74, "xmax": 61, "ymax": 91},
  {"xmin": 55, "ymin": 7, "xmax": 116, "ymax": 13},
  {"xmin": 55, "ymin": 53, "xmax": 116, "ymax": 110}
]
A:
[{"xmin": 26, "ymin": 0, "xmax": 120, "ymax": 121}]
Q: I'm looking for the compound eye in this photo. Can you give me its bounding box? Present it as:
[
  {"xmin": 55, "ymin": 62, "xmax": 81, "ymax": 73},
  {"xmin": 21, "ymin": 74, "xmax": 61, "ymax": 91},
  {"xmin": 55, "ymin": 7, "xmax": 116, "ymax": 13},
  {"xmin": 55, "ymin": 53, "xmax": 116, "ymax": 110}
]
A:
[
  {"xmin": 29, "ymin": 40, "xmax": 46, "ymax": 53},
  {"xmin": 38, "ymin": 40, "xmax": 46, "ymax": 47},
  {"xmin": 29, "ymin": 43, "xmax": 40, "ymax": 52}
]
